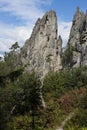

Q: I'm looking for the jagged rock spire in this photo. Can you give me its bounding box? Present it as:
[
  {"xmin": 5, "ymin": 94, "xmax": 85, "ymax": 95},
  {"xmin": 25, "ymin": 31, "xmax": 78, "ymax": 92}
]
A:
[
  {"xmin": 21, "ymin": 11, "xmax": 62, "ymax": 77},
  {"xmin": 67, "ymin": 8, "xmax": 87, "ymax": 67}
]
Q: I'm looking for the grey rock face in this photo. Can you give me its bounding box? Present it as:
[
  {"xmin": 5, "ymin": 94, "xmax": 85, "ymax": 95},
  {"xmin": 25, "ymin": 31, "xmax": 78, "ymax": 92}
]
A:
[
  {"xmin": 68, "ymin": 7, "xmax": 87, "ymax": 67},
  {"xmin": 21, "ymin": 11, "xmax": 62, "ymax": 77}
]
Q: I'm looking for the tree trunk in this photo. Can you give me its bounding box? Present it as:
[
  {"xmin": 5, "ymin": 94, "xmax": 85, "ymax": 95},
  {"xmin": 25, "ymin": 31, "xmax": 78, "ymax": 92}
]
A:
[{"xmin": 32, "ymin": 112, "xmax": 35, "ymax": 130}]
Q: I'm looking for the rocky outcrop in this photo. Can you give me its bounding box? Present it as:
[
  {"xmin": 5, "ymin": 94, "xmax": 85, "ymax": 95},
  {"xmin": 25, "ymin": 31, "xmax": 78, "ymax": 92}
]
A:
[
  {"xmin": 21, "ymin": 11, "xmax": 62, "ymax": 77},
  {"xmin": 19, "ymin": 8, "xmax": 87, "ymax": 75},
  {"xmin": 68, "ymin": 7, "xmax": 87, "ymax": 68}
]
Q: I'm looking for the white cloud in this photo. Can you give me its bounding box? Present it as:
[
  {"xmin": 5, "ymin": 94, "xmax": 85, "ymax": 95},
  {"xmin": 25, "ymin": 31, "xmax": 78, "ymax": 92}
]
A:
[
  {"xmin": 0, "ymin": 22, "xmax": 33, "ymax": 53},
  {"xmin": 0, "ymin": 0, "xmax": 72, "ymax": 56},
  {"xmin": 58, "ymin": 21, "xmax": 72, "ymax": 47},
  {"xmin": 0, "ymin": 0, "xmax": 53, "ymax": 55},
  {"xmin": 0, "ymin": 0, "xmax": 52, "ymax": 21},
  {"xmin": 0, "ymin": 20, "xmax": 72, "ymax": 55}
]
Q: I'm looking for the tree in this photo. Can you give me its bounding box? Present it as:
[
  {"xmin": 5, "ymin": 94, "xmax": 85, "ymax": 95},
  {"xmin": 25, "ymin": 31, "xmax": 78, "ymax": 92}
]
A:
[
  {"xmin": 62, "ymin": 45, "xmax": 75, "ymax": 68},
  {"xmin": 0, "ymin": 106, "xmax": 7, "ymax": 130},
  {"xmin": 10, "ymin": 42, "xmax": 20, "ymax": 51},
  {"xmin": 0, "ymin": 82, "xmax": 22, "ymax": 130},
  {"xmin": 4, "ymin": 42, "xmax": 21, "ymax": 71},
  {"xmin": 0, "ymin": 61, "xmax": 7, "ymax": 86},
  {"xmin": 0, "ymin": 56, "xmax": 2, "ymax": 61},
  {"xmin": 19, "ymin": 73, "xmax": 42, "ymax": 129},
  {"xmin": 43, "ymin": 67, "xmax": 87, "ymax": 100}
]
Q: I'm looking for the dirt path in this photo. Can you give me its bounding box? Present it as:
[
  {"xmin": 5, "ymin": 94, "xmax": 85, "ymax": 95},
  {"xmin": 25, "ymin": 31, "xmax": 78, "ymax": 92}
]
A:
[{"xmin": 56, "ymin": 112, "xmax": 74, "ymax": 130}]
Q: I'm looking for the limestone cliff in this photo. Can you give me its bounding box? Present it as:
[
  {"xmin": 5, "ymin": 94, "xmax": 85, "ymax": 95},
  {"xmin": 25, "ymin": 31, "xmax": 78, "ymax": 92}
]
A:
[
  {"xmin": 21, "ymin": 11, "xmax": 62, "ymax": 77},
  {"xmin": 8, "ymin": 9, "xmax": 87, "ymax": 74},
  {"xmin": 67, "ymin": 7, "xmax": 87, "ymax": 68}
]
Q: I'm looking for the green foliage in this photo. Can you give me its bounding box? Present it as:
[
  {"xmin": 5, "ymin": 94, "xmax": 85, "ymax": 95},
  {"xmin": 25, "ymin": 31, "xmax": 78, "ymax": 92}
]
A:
[
  {"xmin": 18, "ymin": 72, "xmax": 42, "ymax": 129},
  {"xmin": 20, "ymin": 48, "xmax": 27, "ymax": 58},
  {"xmin": 10, "ymin": 42, "xmax": 20, "ymax": 51},
  {"xmin": 7, "ymin": 114, "xmax": 31, "ymax": 130},
  {"xmin": 62, "ymin": 44, "xmax": 75, "ymax": 68},
  {"xmin": 0, "ymin": 71, "xmax": 42, "ymax": 129},
  {"xmin": 43, "ymin": 70, "xmax": 71, "ymax": 98},
  {"xmin": 0, "ymin": 61, "xmax": 10, "ymax": 86},
  {"xmin": 43, "ymin": 67, "xmax": 87, "ymax": 100},
  {"xmin": 0, "ymin": 46, "xmax": 87, "ymax": 130},
  {"xmin": 0, "ymin": 107, "xmax": 7, "ymax": 130},
  {"xmin": 64, "ymin": 91, "xmax": 87, "ymax": 130},
  {"xmin": 59, "ymin": 87, "xmax": 87, "ymax": 112},
  {"xmin": 18, "ymin": 73, "xmax": 41, "ymax": 110},
  {"xmin": 0, "ymin": 83, "xmax": 21, "ymax": 112},
  {"xmin": 0, "ymin": 56, "xmax": 3, "ymax": 61},
  {"xmin": 64, "ymin": 126, "xmax": 87, "ymax": 130},
  {"xmin": 43, "ymin": 67, "xmax": 87, "ymax": 129},
  {"xmin": 46, "ymin": 54, "xmax": 52, "ymax": 62},
  {"xmin": 78, "ymin": 91, "xmax": 87, "ymax": 110},
  {"xmin": 0, "ymin": 62, "xmax": 23, "ymax": 87},
  {"xmin": 4, "ymin": 51, "xmax": 19, "ymax": 71},
  {"xmin": 7, "ymin": 68, "xmax": 23, "ymax": 82},
  {"xmin": 64, "ymin": 109, "xmax": 87, "ymax": 130},
  {"xmin": 0, "ymin": 61, "xmax": 7, "ymax": 75},
  {"xmin": 4, "ymin": 42, "xmax": 21, "ymax": 71},
  {"xmin": 0, "ymin": 82, "xmax": 22, "ymax": 130}
]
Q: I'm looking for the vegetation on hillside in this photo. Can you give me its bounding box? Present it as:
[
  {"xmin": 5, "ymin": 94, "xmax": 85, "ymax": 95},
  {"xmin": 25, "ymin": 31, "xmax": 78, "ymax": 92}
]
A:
[
  {"xmin": 62, "ymin": 44, "xmax": 75, "ymax": 68},
  {"xmin": 0, "ymin": 43, "xmax": 87, "ymax": 130}
]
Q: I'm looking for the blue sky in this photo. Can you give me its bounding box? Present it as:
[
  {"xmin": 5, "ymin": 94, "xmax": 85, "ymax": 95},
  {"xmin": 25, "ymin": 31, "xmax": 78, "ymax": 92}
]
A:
[{"xmin": 0, "ymin": 0, "xmax": 87, "ymax": 57}]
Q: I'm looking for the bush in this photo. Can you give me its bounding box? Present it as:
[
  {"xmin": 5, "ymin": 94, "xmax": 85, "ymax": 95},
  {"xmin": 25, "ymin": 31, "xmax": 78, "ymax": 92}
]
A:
[{"xmin": 43, "ymin": 67, "xmax": 87, "ymax": 101}]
